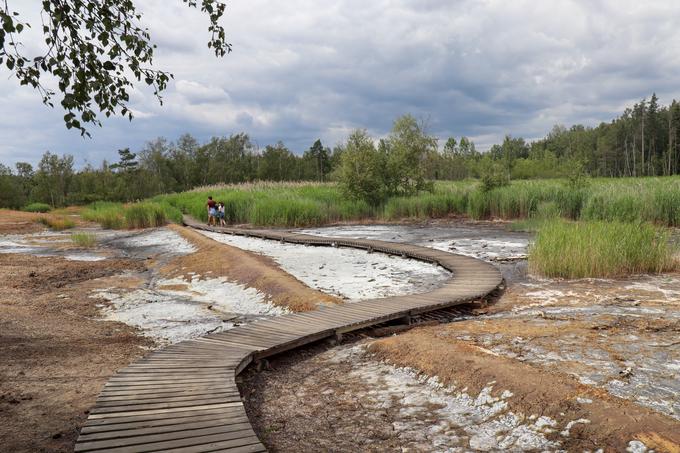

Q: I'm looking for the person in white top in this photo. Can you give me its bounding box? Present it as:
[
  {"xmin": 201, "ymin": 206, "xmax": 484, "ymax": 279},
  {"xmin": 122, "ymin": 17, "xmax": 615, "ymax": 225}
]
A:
[{"xmin": 217, "ymin": 202, "xmax": 226, "ymax": 226}]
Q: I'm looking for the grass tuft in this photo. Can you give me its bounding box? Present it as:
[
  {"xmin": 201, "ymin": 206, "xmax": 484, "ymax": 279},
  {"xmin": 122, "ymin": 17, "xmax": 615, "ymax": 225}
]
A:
[
  {"xmin": 39, "ymin": 215, "xmax": 75, "ymax": 231},
  {"xmin": 71, "ymin": 232, "xmax": 96, "ymax": 247},
  {"xmin": 528, "ymin": 220, "xmax": 678, "ymax": 278}
]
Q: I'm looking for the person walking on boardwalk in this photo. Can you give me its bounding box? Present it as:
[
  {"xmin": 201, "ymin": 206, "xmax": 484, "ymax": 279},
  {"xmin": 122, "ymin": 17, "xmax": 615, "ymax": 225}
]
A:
[{"xmin": 206, "ymin": 196, "xmax": 217, "ymax": 226}]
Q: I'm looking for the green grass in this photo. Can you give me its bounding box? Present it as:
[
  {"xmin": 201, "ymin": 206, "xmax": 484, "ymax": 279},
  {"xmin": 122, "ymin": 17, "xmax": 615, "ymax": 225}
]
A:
[
  {"xmin": 155, "ymin": 182, "xmax": 376, "ymax": 227},
  {"xmin": 39, "ymin": 215, "xmax": 75, "ymax": 230},
  {"xmin": 151, "ymin": 177, "xmax": 680, "ymax": 228},
  {"xmin": 71, "ymin": 232, "xmax": 96, "ymax": 247},
  {"xmin": 23, "ymin": 202, "xmax": 52, "ymax": 213},
  {"xmin": 509, "ymin": 201, "xmax": 562, "ymax": 232},
  {"xmin": 81, "ymin": 201, "xmax": 182, "ymax": 229},
  {"xmin": 528, "ymin": 220, "xmax": 678, "ymax": 278}
]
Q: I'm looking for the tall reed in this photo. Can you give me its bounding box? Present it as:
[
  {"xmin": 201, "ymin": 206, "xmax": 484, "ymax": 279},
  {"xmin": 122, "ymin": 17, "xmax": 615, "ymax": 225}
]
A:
[{"xmin": 529, "ymin": 220, "xmax": 678, "ymax": 278}]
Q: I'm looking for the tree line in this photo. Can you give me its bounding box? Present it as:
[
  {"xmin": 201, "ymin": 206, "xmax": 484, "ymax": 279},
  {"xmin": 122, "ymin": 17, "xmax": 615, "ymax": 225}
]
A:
[
  {"xmin": 1, "ymin": 94, "xmax": 679, "ymax": 209},
  {"xmin": 0, "ymin": 135, "xmax": 340, "ymax": 208}
]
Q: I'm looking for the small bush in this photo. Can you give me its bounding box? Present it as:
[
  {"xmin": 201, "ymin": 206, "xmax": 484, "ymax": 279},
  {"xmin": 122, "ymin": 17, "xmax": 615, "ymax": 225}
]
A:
[
  {"xmin": 71, "ymin": 232, "xmax": 96, "ymax": 247},
  {"xmin": 39, "ymin": 215, "xmax": 75, "ymax": 230},
  {"xmin": 479, "ymin": 161, "xmax": 510, "ymax": 192},
  {"xmin": 529, "ymin": 220, "xmax": 678, "ymax": 278},
  {"xmin": 23, "ymin": 202, "xmax": 51, "ymax": 213}
]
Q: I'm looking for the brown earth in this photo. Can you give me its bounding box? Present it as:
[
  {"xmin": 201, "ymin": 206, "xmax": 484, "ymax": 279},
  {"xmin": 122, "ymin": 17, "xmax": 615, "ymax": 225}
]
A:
[
  {"xmin": 0, "ymin": 209, "xmax": 44, "ymax": 234},
  {"xmin": 368, "ymin": 326, "xmax": 680, "ymax": 452},
  {"xmin": 0, "ymin": 253, "xmax": 153, "ymax": 453},
  {"xmin": 0, "ymin": 208, "xmax": 94, "ymax": 235},
  {"xmin": 164, "ymin": 224, "xmax": 341, "ymax": 311}
]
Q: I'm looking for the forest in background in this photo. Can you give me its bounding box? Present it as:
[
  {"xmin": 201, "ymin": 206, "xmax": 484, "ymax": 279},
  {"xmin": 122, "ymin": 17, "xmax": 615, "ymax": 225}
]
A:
[{"xmin": 1, "ymin": 93, "xmax": 680, "ymax": 209}]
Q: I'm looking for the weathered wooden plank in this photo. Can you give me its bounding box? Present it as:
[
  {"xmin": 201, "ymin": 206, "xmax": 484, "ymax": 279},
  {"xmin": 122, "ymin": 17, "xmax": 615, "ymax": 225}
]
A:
[
  {"xmin": 82, "ymin": 408, "xmax": 246, "ymax": 431},
  {"xmin": 75, "ymin": 424, "xmax": 255, "ymax": 451},
  {"xmin": 78, "ymin": 432, "xmax": 260, "ymax": 453},
  {"xmin": 78, "ymin": 419, "xmax": 251, "ymax": 442}
]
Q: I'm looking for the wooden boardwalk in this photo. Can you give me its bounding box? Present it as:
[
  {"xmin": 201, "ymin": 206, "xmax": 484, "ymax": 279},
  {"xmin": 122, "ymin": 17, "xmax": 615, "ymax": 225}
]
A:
[{"xmin": 75, "ymin": 217, "xmax": 502, "ymax": 452}]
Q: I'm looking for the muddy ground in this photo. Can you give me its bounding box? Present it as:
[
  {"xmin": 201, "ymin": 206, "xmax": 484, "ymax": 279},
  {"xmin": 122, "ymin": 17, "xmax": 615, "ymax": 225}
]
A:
[
  {"xmin": 2, "ymin": 214, "xmax": 680, "ymax": 452},
  {"xmin": 0, "ymin": 253, "xmax": 152, "ymax": 452}
]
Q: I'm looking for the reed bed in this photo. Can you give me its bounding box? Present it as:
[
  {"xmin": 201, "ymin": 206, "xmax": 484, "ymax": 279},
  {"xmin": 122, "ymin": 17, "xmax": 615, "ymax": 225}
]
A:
[
  {"xmin": 528, "ymin": 220, "xmax": 678, "ymax": 278},
  {"xmin": 81, "ymin": 201, "xmax": 182, "ymax": 229},
  {"xmin": 152, "ymin": 176, "xmax": 680, "ymax": 228}
]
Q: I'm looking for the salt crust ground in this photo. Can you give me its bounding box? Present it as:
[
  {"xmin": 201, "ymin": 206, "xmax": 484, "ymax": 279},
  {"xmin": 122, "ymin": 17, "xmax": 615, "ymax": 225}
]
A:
[
  {"xmin": 246, "ymin": 340, "xmax": 652, "ymax": 452},
  {"xmin": 92, "ymin": 228, "xmax": 288, "ymax": 344},
  {"xmin": 299, "ymin": 224, "xmax": 529, "ymax": 262},
  {"xmin": 476, "ymin": 276, "xmax": 680, "ymax": 422},
  {"xmin": 92, "ymin": 276, "xmax": 288, "ymax": 344},
  {"xmin": 198, "ymin": 230, "xmax": 452, "ymax": 301},
  {"xmin": 326, "ymin": 343, "xmax": 562, "ymax": 452}
]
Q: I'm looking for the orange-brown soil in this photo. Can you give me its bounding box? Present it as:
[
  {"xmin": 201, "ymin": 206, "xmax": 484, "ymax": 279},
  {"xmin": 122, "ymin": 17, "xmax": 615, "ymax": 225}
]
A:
[
  {"xmin": 165, "ymin": 224, "xmax": 341, "ymax": 311},
  {"xmin": 0, "ymin": 209, "xmax": 44, "ymax": 234},
  {"xmin": 0, "ymin": 208, "xmax": 95, "ymax": 235},
  {"xmin": 0, "ymin": 254, "xmax": 152, "ymax": 453}
]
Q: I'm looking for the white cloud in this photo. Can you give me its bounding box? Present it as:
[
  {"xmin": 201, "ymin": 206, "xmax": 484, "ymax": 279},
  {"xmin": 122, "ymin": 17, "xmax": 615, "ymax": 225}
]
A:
[{"xmin": 2, "ymin": 0, "xmax": 680, "ymax": 166}]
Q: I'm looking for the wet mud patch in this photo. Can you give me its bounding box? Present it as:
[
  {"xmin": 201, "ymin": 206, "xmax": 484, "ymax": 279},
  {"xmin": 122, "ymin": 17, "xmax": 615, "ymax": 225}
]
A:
[{"xmin": 3, "ymin": 254, "xmax": 144, "ymax": 293}]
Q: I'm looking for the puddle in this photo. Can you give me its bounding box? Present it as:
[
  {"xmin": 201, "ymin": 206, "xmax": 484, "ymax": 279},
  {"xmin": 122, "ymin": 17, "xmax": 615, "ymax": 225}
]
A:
[{"xmin": 198, "ymin": 230, "xmax": 452, "ymax": 301}]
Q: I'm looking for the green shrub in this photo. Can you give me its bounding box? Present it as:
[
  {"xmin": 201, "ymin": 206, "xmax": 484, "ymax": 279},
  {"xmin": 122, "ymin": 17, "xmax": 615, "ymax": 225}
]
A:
[
  {"xmin": 479, "ymin": 161, "xmax": 510, "ymax": 192},
  {"xmin": 23, "ymin": 202, "xmax": 51, "ymax": 213},
  {"xmin": 529, "ymin": 220, "xmax": 678, "ymax": 278}
]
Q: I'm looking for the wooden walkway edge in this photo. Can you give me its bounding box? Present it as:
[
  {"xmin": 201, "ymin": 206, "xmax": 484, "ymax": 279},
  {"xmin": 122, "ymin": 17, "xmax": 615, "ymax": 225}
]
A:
[{"xmin": 74, "ymin": 217, "xmax": 502, "ymax": 452}]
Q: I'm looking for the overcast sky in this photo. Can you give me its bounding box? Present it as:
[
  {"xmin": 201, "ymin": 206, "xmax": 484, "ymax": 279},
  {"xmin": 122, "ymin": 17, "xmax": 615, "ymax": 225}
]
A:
[{"xmin": 2, "ymin": 0, "xmax": 680, "ymax": 168}]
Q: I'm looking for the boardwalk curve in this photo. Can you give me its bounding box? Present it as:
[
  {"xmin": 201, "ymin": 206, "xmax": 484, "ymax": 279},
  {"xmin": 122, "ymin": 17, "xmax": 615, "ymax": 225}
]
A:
[{"xmin": 75, "ymin": 217, "xmax": 502, "ymax": 452}]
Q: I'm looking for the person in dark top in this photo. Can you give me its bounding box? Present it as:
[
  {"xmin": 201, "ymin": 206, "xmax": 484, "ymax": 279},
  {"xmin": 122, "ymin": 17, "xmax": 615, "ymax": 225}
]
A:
[{"xmin": 206, "ymin": 196, "xmax": 217, "ymax": 226}]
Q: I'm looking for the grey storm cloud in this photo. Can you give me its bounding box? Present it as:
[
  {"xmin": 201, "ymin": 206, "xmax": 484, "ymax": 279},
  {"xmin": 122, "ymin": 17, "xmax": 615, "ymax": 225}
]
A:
[{"xmin": 2, "ymin": 0, "xmax": 680, "ymax": 167}]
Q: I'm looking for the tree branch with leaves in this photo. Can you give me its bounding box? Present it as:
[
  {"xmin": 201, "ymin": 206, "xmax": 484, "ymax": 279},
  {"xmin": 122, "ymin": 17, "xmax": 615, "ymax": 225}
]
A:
[{"xmin": 0, "ymin": 0, "xmax": 230, "ymax": 136}]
